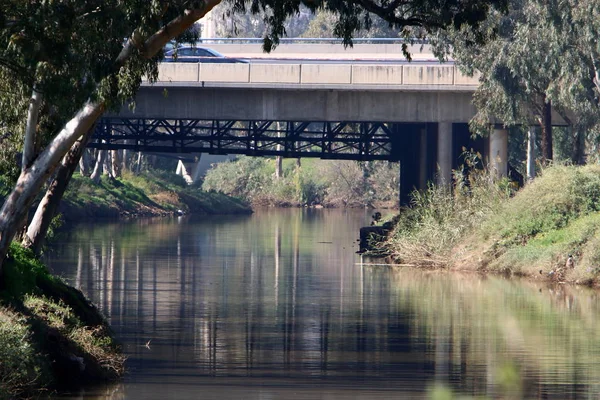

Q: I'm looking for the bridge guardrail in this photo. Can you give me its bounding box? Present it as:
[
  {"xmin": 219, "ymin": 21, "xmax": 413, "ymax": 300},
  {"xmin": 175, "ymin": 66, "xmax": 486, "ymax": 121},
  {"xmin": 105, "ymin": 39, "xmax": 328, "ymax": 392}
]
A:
[{"xmin": 154, "ymin": 63, "xmax": 480, "ymax": 88}]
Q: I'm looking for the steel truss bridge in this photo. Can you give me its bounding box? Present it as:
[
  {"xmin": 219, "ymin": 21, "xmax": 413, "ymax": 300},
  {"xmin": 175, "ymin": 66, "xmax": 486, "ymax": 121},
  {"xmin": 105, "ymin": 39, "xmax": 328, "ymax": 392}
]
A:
[{"xmin": 89, "ymin": 117, "xmax": 404, "ymax": 161}]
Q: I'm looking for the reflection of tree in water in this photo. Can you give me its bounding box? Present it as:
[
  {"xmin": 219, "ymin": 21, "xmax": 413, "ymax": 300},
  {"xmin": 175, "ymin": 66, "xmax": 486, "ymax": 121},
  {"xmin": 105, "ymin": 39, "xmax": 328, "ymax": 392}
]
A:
[
  {"xmin": 46, "ymin": 212, "xmax": 600, "ymax": 397},
  {"xmin": 387, "ymin": 269, "xmax": 600, "ymax": 398}
]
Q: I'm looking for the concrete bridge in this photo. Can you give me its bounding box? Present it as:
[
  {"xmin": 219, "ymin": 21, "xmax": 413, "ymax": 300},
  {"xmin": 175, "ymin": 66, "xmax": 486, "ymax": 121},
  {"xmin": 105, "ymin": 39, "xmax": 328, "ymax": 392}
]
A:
[{"xmin": 90, "ymin": 58, "xmax": 544, "ymax": 202}]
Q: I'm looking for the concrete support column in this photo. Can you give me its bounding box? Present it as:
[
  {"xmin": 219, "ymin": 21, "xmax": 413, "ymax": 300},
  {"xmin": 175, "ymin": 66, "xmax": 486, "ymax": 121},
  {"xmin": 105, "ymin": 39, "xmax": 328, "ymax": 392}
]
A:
[
  {"xmin": 437, "ymin": 122, "xmax": 452, "ymax": 186},
  {"xmin": 527, "ymin": 126, "xmax": 536, "ymax": 181},
  {"xmin": 176, "ymin": 155, "xmax": 203, "ymax": 184},
  {"xmin": 490, "ymin": 126, "xmax": 508, "ymax": 179},
  {"xmin": 397, "ymin": 162, "xmax": 402, "ymax": 207},
  {"xmin": 419, "ymin": 127, "xmax": 428, "ymax": 190},
  {"xmin": 275, "ymin": 121, "xmax": 283, "ymax": 179}
]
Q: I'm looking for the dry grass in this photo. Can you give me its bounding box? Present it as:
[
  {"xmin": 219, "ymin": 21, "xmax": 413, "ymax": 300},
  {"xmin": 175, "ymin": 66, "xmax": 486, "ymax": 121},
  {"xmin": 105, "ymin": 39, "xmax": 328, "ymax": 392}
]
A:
[
  {"xmin": 387, "ymin": 164, "xmax": 600, "ymax": 285},
  {"xmin": 386, "ymin": 163, "xmax": 600, "ymax": 285},
  {"xmin": 69, "ymin": 326, "xmax": 126, "ymax": 377},
  {"xmin": 385, "ymin": 164, "xmax": 511, "ymax": 267}
]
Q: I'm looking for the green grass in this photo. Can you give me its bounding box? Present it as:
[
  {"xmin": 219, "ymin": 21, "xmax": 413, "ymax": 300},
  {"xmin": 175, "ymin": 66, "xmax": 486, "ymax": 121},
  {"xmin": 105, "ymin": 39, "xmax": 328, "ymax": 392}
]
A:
[
  {"xmin": 63, "ymin": 170, "xmax": 251, "ymax": 219},
  {"xmin": 0, "ymin": 244, "xmax": 125, "ymax": 397},
  {"xmin": 472, "ymin": 165, "xmax": 600, "ymax": 282},
  {"xmin": 386, "ymin": 164, "xmax": 600, "ymax": 285}
]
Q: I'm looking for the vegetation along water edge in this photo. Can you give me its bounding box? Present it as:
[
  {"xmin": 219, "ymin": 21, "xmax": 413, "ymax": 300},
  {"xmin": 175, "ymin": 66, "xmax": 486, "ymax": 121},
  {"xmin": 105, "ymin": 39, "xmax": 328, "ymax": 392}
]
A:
[
  {"xmin": 0, "ymin": 169, "xmax": 250, "ymax": 397},
  {"xmin": 0, "ymin": 243, "xmax": 125, "ymax": 398},
  {"xmin": 380, "ymin": 164, "xmax": 600, "ymax": 286}
]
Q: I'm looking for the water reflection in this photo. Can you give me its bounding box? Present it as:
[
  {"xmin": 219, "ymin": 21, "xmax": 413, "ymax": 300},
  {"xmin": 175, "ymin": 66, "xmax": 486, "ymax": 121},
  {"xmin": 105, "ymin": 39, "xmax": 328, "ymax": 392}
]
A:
[{"xmin": 46, "ymin": 209, "xmax": 600, "ymax": 399}]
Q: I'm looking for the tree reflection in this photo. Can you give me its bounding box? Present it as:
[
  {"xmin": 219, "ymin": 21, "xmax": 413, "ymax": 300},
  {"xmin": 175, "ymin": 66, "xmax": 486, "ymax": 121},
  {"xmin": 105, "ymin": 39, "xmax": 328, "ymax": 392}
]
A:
[{"xmin": 44, "ymin": 210, "xmax": 600, "ymax": 398}]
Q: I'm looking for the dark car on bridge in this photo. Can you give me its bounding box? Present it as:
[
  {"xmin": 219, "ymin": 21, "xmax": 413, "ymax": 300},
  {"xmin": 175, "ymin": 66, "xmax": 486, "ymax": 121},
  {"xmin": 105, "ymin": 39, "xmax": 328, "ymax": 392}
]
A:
[{"xmin": 163, "ymin": 46, "xmax": 248, "ymax": 63}]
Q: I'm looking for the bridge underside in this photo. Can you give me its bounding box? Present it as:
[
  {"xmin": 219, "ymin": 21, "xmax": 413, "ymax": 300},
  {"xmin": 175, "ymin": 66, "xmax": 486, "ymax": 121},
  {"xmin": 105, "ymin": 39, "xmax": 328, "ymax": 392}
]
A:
[
  {"xmin": 90, "ymin": 117, "xmax": 490, "ymax": 204},
  {"xmin": 91, "ymin": 117, "xmax": 408, "ymax": 161}
]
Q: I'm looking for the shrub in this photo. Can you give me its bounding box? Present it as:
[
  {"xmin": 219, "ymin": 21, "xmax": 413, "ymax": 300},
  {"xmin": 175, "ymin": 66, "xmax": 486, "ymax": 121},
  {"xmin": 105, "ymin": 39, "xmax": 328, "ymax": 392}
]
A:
[
  {"xmin": 202, "ymin": 157, "xmax": 398, "ymax": 208},
  {"xmin": 385, "ymin": 159, "xmax": 510, "ymax": 266}
]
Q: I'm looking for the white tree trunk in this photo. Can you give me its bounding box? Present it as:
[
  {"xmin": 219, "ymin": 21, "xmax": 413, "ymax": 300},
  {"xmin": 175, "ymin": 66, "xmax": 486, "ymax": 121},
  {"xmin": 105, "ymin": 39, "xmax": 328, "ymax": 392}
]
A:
[
  {"xmin": 136, "ymin": 151, "xmax": 143, "ymax": 174},
  {"xmin": 111, "ymin": 149, "xmax": 121, "ymax": 178},
  {"xmin": 90, "ymin": 148, "xmax": 107, "ymax": 183},
  {"xmin": 104, "ymin": 150, "xmax": 113, "ymax": 178},
  {"xmin": 79, "ymin": 148, "xmax": 92, "ymax": 176},
  {"xmin": 275, "ymin": 122, "xmax": 283, "ymax": 179},
  {"xmin": 22, "ymin": 88, "xmax": 43, "ymax": 169},
  {"xmin": 0, "ymin": 0, "xmax": 223, "ymax": 275},
  {"xmin": 24, "ymin": 129, "xmax": 94, "ymax": 255},
  {"xmin": 121, "ymin": 149, "xmax": 128, "ymax": 172},
  {"xmin": 0, "ymin": 101, "xmax": 105, "ymax": 271}
]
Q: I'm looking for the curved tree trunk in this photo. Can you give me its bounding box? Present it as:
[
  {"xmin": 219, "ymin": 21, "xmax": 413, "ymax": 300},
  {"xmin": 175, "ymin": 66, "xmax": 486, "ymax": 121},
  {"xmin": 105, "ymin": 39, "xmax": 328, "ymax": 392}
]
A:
[
  {"xmin": 23, "ymin": 127, "xmax": 96, "ymax": 255},
  {"xmin": 79, "ymin": 148, "xmax": 92, "ymax": 176},
  {"xmin": 22, "ymin": 88, "xmax": 43, "ymax": 169},
  {"xmin": 0, "ymin": 101, "xmax": 105, "ymax": 275}
]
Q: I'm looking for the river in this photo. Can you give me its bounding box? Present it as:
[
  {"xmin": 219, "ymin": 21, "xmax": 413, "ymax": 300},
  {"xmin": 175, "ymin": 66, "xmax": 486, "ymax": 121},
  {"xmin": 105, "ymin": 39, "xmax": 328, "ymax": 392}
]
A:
[{"xmin": 45, "ymin": 209, "xmax": 600, "ymax": 399}]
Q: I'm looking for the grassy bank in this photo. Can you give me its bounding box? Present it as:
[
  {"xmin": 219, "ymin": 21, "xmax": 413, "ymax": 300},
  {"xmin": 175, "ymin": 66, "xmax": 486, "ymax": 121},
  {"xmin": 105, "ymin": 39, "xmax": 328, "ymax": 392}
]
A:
[
  {"xmin": 385, "ymin": 164, "xmax": 600, "ymax": 285},
  {"xmin": 61, "ymin": 170, "xmax": 251, "ymax": 221},
  {"xmin": 0, "ymin": 244, "xmax": 124, "ymax": 398}
]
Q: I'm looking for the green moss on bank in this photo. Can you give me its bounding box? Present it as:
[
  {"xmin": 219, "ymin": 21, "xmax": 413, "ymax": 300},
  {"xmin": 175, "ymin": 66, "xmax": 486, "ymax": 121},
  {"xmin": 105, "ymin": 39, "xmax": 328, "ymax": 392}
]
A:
[
  {"xmin": 0, "ymin": 244, "xmax": 124, "ymax": 398},
  {"xmin": 62, "ymin": 170, "xmax": 251, "ymax": 220},
  {"xmin": 386, "ymin": 164, "xmax": 600, "ymax": 285}
]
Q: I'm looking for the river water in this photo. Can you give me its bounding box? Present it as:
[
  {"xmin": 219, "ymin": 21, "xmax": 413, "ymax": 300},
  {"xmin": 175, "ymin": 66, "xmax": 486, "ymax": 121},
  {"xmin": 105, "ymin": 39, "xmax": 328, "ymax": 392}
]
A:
[{"xmin": 45, "ymin": 209, "xmax": 600, "ymax": 399}]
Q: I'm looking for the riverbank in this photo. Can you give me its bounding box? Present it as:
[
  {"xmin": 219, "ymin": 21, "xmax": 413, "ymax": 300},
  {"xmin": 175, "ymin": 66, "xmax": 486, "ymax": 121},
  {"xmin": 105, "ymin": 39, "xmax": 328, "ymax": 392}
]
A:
[
  {"xmin": 0, "ymin": 171, "xmax": 250, "ymax": 396},
  {"xmin": 383, "ymin": 164, "xmax": 600, "ymax": 286},
  {"xmin": 202, "ymin": 156, "xmax": 399, "ymax": 208},
  {"xmin": 0, "ymin": 244, "xmax": 125, "ymax": 398},
  {"xmin": 61, "ymin": 171, "xmax": 252, "ymax": 221}
]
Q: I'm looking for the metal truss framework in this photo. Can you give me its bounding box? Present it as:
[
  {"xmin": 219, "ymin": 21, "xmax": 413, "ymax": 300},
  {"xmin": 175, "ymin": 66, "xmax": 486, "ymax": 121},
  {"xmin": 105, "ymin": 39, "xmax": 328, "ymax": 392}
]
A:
[{"xmin": 90, "ymin": 117, "xmax": 402, "ymax": 161}]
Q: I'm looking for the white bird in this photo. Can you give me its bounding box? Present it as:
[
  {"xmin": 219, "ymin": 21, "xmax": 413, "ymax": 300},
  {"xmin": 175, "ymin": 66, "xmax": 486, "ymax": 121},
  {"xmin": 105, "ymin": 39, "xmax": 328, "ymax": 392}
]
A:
[{"xmin": 566, "ymin": 254, "xmax": 574, "ymax": 269}]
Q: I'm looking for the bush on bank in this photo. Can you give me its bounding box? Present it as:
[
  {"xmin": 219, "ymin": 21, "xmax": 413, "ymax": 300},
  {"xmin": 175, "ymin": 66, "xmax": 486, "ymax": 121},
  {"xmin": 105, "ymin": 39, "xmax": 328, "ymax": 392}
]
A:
[
  {"xmin": 385, "ymin": 163, "xmax": 513, "ymax": 266},
  {"xmin": 201, "ymin": 156, "xmax": 399, "ymax": 208},
  {"xmin": 0, "ymin": 244, "xmax": 124, "ymax": 398},
  {"xmin": 386, "ymin": 164, "xmax": 600, "ymax": 285}
]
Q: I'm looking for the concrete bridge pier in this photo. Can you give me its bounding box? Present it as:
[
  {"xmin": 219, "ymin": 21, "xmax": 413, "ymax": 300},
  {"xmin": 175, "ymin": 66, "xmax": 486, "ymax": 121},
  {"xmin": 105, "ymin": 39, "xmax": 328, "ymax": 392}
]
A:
[
  {"xmin": 437, "ymin": 122, "xmax": 453, "ymax": 186},
  {"xmin": 397, "ymin": 122, "xmax": 492, "ymax": 206},
  {"xmin": 490, "ymin": 126, "xmax": 508, "ymax": 179},
  {"xmin": 396, "ymin": 123, "xmax": 438, "ymax": 206},
  {"xmin": 418, "ymin": 127, "xmax": 428, "ymax": 191},
  {"xmin": 527, "ymin": 126, "xmax": 537, "ymax": 181},
  {"xmin": 176, "ymin": 155, "xmax": 203, "ymax": 184}
]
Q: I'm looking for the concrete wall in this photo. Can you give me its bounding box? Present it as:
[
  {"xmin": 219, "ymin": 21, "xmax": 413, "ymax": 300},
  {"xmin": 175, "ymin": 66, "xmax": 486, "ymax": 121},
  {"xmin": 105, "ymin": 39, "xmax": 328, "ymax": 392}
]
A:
[
  {"xmin": 119, "ymin": 86, "xmax": 478, "ymax": 123},
  {"xmin": 136, "ymin": 64, "xmax": 568, "ymax": 124},
  {"xmin": 156, "ymin": 62, "xmax": 479, "ymax": 89}
]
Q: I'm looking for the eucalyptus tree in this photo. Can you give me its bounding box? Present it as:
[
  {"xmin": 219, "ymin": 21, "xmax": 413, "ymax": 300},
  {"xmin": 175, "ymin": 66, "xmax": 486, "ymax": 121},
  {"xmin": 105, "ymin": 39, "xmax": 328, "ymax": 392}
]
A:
[
  {"xmin": 546, "ymin": 0, "xmax": 600, "ymax": 162},
  {"xmin": 0, "ymin": 0, "xmax": 508, "ymax": 277},
  {"xmin": 435, "ymin": 0, "xmax": 600, "ymax": 167},
  {"xmin": 301, "ymin": 9, "xmax": 400, "ymax": 38},
  {"xmin": 212, "ymin": 2, "xmax": 313, "ymax": 38}
]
